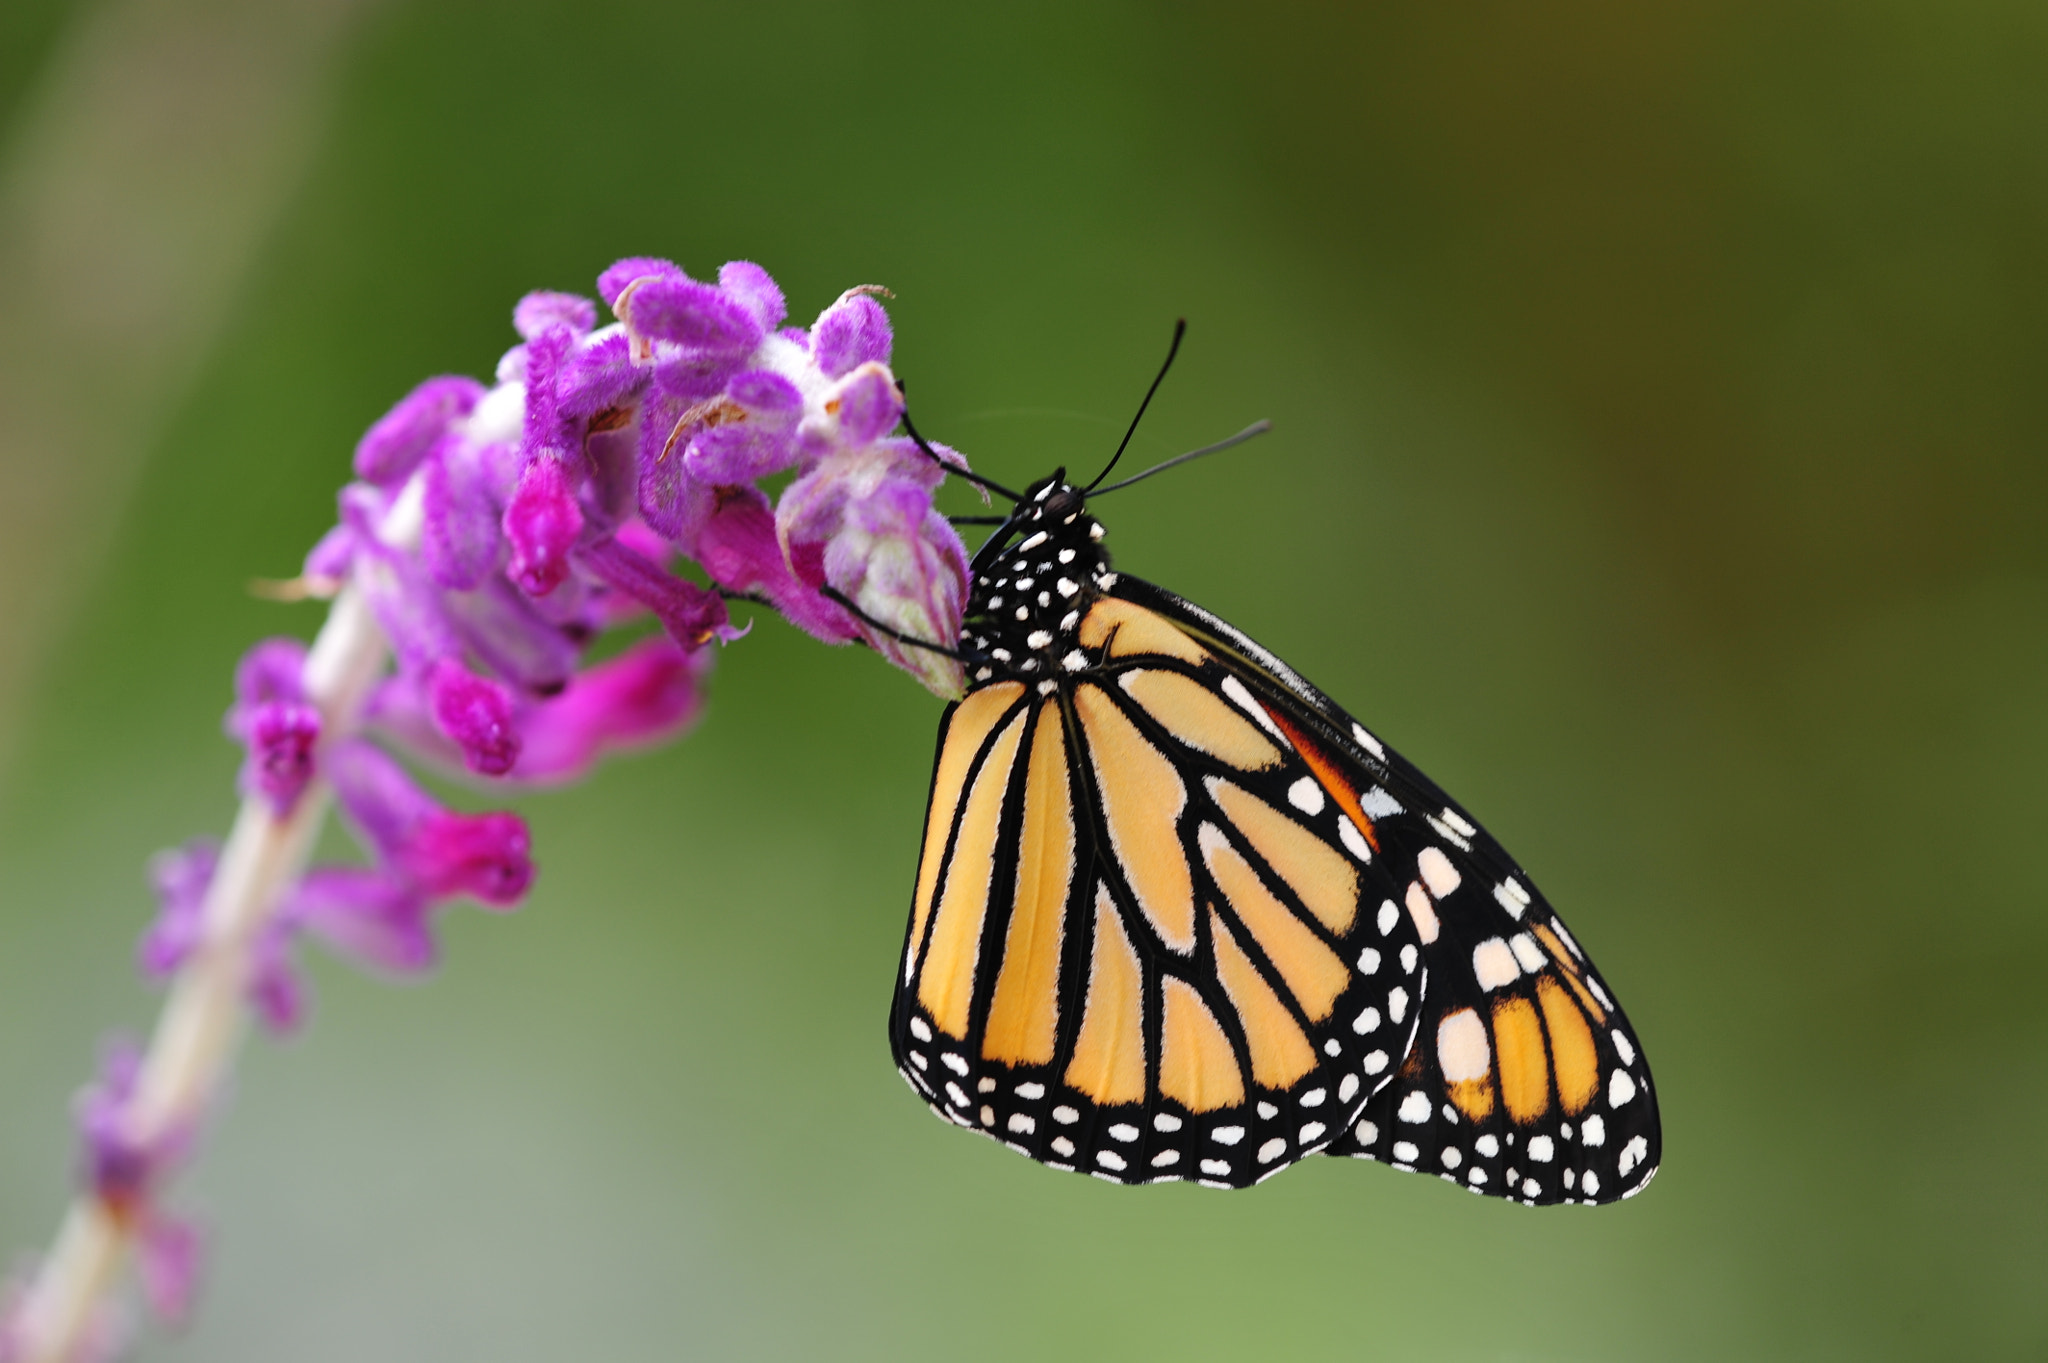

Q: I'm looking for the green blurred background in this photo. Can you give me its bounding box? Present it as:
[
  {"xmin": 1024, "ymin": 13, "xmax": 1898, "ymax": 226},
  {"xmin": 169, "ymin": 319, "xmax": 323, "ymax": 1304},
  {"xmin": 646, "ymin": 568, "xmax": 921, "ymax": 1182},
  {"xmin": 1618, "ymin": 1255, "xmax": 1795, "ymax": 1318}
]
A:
[{"xmin": 2, "ymin": 1, "xmax": 2044, "ymax": 1358}]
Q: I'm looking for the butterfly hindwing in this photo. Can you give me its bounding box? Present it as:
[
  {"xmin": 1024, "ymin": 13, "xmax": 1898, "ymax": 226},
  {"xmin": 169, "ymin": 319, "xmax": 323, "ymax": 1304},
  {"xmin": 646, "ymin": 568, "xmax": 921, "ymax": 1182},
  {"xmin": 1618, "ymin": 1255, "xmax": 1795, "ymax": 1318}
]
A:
[
  {"xmin": 1111, "ymin": 575, "xmax": 1662, "ymax": 1203},
  {"xmin": 891, "ymin": 600, "xmax": 1434, "ymax": 1187}
]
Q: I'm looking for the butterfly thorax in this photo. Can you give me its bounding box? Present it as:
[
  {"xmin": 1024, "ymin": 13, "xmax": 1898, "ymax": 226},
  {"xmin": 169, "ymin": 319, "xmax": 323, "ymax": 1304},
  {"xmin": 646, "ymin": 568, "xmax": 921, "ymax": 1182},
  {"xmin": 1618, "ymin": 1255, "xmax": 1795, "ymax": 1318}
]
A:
[{"xmin": 962, "ymin": 478, "xmax": 1115, "ymax": 688}]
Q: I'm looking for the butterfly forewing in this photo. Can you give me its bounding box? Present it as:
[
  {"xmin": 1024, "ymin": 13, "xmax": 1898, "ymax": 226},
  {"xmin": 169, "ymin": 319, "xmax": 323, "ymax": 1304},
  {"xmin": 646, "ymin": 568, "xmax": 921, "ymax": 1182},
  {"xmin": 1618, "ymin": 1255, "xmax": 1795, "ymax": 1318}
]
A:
[
  {"xmin": 891, "ymin": 601, "xmax": 1432, "ymax": 1187},
  {"xmin": 1108, "ymin": 575, "xmax": 1663, "ymax": 1203}
]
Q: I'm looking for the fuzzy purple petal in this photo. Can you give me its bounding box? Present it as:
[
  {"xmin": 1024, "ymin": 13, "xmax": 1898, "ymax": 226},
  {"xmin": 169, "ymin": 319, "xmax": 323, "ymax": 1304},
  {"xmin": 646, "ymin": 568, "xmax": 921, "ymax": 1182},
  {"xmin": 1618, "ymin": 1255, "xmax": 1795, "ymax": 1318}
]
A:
[
  {"xmin": 717, "ymin": 261, "xmax": 787, "ymax": 332},
  {"xmin": 624, "ymin": 276, "xmax": 765, "ymax": 354},
  {"xmin": 353, "ymin": 376, "xmax": 485, "ymax": 487},
  {"xmin": 240, "ymin": 702, "xmax": 321, "ymax": 813},
  {"xmin": 697, "ymin": 485, "xmax": 859, "ymax": 642},
  {"xmin": 811, "ymin": 289, "xmax": 892, "ymax": 379},
  {"xmin": 513, "ymin": 291, "xmax": 597, "ymax": 340},
  {"xmin": 829, "ymin": 362, "xmax": 905, "ymax": 445},
  {"xmin": 556, "ymin": 330, "xmax": 647, "ymax": 419},
  {"xmin": 598, "ymin": 256, "xmax": 685, "ymax": 309},
  {"xmin": 327, "ymin": 740, "xmax": 441, "ymax": 862},
  {"xmin": 438, "ymin": 575, "xmax": 580, "ymax": 696},
  {"xmin": 574, "ymin": 536, "xmax": 736, "ymax": 648},
  {"xmin": 422, "ymin": 436, "xmax": 503, "ymax": 591}
]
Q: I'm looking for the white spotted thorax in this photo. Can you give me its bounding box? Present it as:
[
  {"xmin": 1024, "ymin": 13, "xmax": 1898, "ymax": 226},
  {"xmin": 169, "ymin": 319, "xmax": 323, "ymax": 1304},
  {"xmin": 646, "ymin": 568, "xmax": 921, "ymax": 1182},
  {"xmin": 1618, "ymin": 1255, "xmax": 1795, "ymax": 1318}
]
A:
[{"xmin": 962, "ymin": 476, "xmax": 1116, "ymax": 687}]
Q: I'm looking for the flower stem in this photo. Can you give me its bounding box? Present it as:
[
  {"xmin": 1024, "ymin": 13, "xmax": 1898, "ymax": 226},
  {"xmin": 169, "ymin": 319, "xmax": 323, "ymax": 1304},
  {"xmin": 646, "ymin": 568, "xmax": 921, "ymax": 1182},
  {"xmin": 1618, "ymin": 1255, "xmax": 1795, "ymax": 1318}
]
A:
[{"xmin": 9, "ymin": 585, "xmax": 388, "ymax": 1363}]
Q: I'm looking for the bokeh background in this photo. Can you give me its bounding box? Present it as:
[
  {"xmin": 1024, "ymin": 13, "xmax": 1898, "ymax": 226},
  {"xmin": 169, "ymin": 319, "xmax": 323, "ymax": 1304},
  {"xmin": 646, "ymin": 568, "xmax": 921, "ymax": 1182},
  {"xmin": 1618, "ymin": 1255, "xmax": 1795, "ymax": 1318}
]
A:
[{"xmin": 3, "ymin": 1, "xmax": 2044, "ymax": 1358}]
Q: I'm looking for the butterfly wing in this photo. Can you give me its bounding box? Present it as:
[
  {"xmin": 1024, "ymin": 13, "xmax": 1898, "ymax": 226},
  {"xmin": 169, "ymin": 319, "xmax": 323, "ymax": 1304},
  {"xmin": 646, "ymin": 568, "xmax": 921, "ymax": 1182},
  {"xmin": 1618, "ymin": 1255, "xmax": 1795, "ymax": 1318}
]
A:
[
  {"xmin": 891, "ymin": 604, "xmax": 1434, "ymax": 1187},
  {"xmin": 1107, "ymin": 575, "xmax": 1662, "ymax": 1204}
]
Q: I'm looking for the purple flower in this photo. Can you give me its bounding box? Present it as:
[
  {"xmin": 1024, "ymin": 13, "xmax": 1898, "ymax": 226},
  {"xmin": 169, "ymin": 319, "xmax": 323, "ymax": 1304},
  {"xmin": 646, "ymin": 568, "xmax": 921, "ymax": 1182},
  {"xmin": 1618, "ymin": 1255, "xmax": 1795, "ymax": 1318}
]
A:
[
  {"xmin": 426, "ymin": 659, "xmax": 520, "ymax": 776},
  {"xmin": 226, "ymin": 639, "xmax": 322, "ymax": 814},
  {"xmin": 353, "ymin": 376, "xmax": 485, "ymax": 487},
  {"xmin": 327, "ymin": 740, "xmax": 535, "ymax": 907},
  {"xmin": 811, "ymin": 287, "xmax": 893, "ymax": 379},
  {"xmin": 139, "ymin": 841, "xmax": 217, "ymax": 981},
  {"xmin": 70, "ymin": 1042, "xmax": 205, "ymax": 1327},
  {"xmin": 284, "ymin": 868, "xmax": 436, "ymax": 977},
  {"xmin": 512, "ymin": 290, "xmax": 597, "ymax": 340},
  {"xmin": 503, "ymin": 453, "xmax": 585, "ymax": 598}
]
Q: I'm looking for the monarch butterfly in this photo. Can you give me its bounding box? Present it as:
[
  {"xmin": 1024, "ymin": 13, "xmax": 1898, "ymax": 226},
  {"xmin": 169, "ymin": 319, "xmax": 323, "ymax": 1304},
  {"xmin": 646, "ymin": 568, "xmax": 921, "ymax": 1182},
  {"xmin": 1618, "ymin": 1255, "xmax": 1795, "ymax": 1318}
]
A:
[{"xmin": 879, "ymin": 327, "xmax": 1660, "ymax": 1202}]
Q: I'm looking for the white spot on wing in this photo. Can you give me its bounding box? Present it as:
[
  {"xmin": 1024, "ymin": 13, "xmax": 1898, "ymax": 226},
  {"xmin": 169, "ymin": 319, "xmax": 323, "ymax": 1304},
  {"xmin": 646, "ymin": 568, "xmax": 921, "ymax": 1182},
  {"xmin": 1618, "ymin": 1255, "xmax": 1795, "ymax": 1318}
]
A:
[
  {"xmin": 1008, "ymin": 1113, "xmax": 1036, "ymax": 1135},
  {"xmin": 1581, "ymin": 1169, "xmax": 1600, "ymax": 1196},
  {"xmin": 1338, "ymin": 817, "xmax": 1373, "ymax": 862},
  {"xmin": 909, "ymin": 1017, "xmax": 932, "ymax": 1042},
  {"xmin": 1613, "ymin": 1031, "xmax": 1638, "ymax": 1066},
  {"xmin": 1016, "ymin": 1082, "xmax": 1045, "ymax": 1099},
  {"xmin": 1257, "ymin": 1138, "xmax": 1288, "ymax": 1164},
  {"xmin": 1376, "ymin": 900, "xmax": 1400, "ymax": 936},
  {"xmin": 1436, "ymin": 1009, "xmax": 1491, "ymax": 1082},
  {"xmin": 1509, "ymin": 934, "xmax": 1546, "ymax": 972},
  {"xmin": 1151, "ymin": 1149, "xmax": 1180, "ymax": 1168},
  {"xmin": 1051, "ymin": 1136, "xmax": 1075, "ymax": 1157},
  {"xmin": 1299, "ymin": 1122, "xmax": 1326, "ymax": 1143},
  {"xmin": 1359, "ymin": 787, "xmax": 1403, "ymax": 819},
  {"xmin": 1351, "ymin": 723, "xmax": 1386, "ymax": 758},
  {"xmin": 1154, "ymin": 1113, "xmax": 1183, "ymax": 1132},
  {"xmin": 1528, "ymin": 1135, "xmax": 1555, "ymax": 1163},
  {"xmin": 1108, "ymin": 1123, "xmax": 1139, "ymax": 1142},
  {"xmin": 1442, "ymin": 809, "xmax": 1477, "ymax": 838},
  {"xmin": 1220, "ymin": 675, "xmax": 1283, "ymax": 736},
  {"xmin": 1211, "ymin": 1125, "xmax": 1245, "ymax": 1146},
  {"xmin": 1287, "ymin": 777, "xmax": 1325, "ymax": 815},
  {"xmin": 1417, "ymin": 847, "xmax": 1462, "ymax": 897},
  {"xmin": 1404, "ymin": 881, "xmax": 1441, "ymax": 943},
  {"xmin": 1397, "ymin": 1091, "xmax": 1431, "ymax": 1123},
  {"xmin": 1357, "ymin": 947, "xmax": 1381, "ymax": 974},
  {"xmin": 1352, "ymin": 1007, "xmax": 1381, "ymax": 1035},
  {"xmin": 1475, "ymin": 1134, "xmax": 1500, "ymax": 1157},
  {"xmin": 1096, "ymin": 1150, "xmax": 1127, "ymax": 1171},
  {"xmin": 1472, "ymin": 938, "xmax": 1521, "ymax": 990},
  {"xmin": 1581, "ymin": 1114, "xmax": 1606, "ymax": 1147},
  {"xmin": 1363, "ymin": 1050, "xmax": 1389, "ymax": 1075},
  {"xmin": 1441, "ymin": 1147, "xmax": 1463, "ymax": 1169},
  {"xmin": 1400, "ymin": 944, "xmax": 1418, "ymax": 974},
  {"xmin": 1388, "ymin": 988, "xmax": 1409, "ymax": 1025},
  {"xmin": 1619, "ymin": 1135, "xmax": 1648, "ymax": 1177},
  {"xmin": 942, "ymin": 1053, "xmax": 968, "ymax": 1076},
  {"xmin": 1392, "ymin": 1140, "xmax": 1419, "ymax": 1163},
  {"xmin": 1053, "ymin": 1105, "xmax": 1079, "ymax": 1125},
  {"xmin": 1200, "ymin": 1159, "xmax": 1231, "ymax": 1176},
  {"xmin": 1610, "ymin": 1070, "xmax": 1638, "ymax": 1107},
  {"xmin": 1354, "ymin": 1119, "xmax": 1378, "ymax": 1145},
  {"xmin": 1339, "ymin": 1074, "xmax": 1360, "ymax": 1103}
]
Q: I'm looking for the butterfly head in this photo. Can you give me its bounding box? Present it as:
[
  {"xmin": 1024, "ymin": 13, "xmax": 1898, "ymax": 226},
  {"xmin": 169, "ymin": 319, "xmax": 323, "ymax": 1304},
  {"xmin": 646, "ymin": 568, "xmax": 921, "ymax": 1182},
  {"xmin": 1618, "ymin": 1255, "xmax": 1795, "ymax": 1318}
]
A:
[{"xmin": 960, "ymin": 471, "xmax": 1116, "ymax": 684}]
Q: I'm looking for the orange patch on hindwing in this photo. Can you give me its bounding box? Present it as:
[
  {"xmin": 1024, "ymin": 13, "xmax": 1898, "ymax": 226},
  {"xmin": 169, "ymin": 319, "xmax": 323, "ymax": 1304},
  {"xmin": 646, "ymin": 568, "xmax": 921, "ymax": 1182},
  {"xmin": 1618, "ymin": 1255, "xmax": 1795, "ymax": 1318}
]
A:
[
  {"xmin": 909, "ymin": 684, "xmax": 1023, "ymax": 981},
  {"xmin": 1209, "ymin": 910, "xmax": 1317, "ymax": 1090},
  {"xmin": 1491, "ymin": 995, "xmax": 1552, "ymax": 1124},
  {"xmin": 1199, "ymin": 827, "xmax": 1349, "ymax": 1022},
  {"xmin": 1532, "ymin": 921, "xmax": 1606, "ymax": 1021},
  {"xmin": 1158, "ymin": 976, "xmax": 1247, "ymax": 1112},
  {"xmin": 1260, "ymin": 704, "xmax": 1382, "ymax": 855},
  {"xmin": 982, "ymin": 702, "xmax": 1075, "ymax": 1066},
  {"xmin": 1063, "ymin": 889, "xmax": 1147, "ymax": 1105},
  {"xmin": 1536, "ymin": 976, "xmax": 1600, "ymax": 1114},
  {"xmin": 917, "ymin": 705, "xmax": 1029, "ymax": 1037}
]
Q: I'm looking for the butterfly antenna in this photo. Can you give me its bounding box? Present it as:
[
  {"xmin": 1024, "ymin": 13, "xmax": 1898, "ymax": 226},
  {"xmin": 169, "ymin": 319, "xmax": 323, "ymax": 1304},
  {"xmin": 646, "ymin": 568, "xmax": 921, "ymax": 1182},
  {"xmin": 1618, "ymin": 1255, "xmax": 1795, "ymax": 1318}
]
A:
[
  {"xmin": 818, "ymin": 585, "xmax": 976, "ymax": 662},
  {"xmin": 1083, "ymin": 318, "xmax": 1187, "ymax": 494},
  {"xmin": 897, "ymin": 383, "xmax": 1023, "ymax": 503},
  {"xmin": 1090, "ymin": 420, "xmax": 1273, "ymax": 496}
]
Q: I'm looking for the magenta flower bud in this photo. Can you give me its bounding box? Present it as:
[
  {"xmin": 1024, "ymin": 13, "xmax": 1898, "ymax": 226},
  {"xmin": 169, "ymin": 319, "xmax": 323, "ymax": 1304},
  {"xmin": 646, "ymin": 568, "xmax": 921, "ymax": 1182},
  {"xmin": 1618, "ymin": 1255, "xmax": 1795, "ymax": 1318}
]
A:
[
  {"xmin": 73, "ymin": 1040, "xmax": 190, "ymax": 1219},
  {"xmin": 717, "ymin": 260, "xmax": 787, "ymax": 332},
  {"xmin": 622, "ymin": 275, "xmax": 765, "ymax": 354},
  {"xmin": 598, "ymin": 255, "xmax": 684, "ymax": 309},
  {"xmin": 696, "ymin": 484, "xmax": 859, "ymax": 643},
  {"xmin": 811, "ymin": 287, "xmax": 892, "ymax": 379},
  {"xmin": 242, "ymin": 702, "xmax": 321, "ymax": 813},
  {"xmin": 512, "ymin": 637, "xmax": 711, "ymax": 783},
  {"xmin": 352, "ymin": 376, "xmax": 485, "ymax": 487},
  {"xmin": 427, "ymin": 659, "xmax": 520, "ymax": 776},
  {"xmin": 503, "ymin": 455, "xmax": 584, "ymax": 597},
  {"xmin": 400, "ymin": 810, "xmax": 533, "ymax": 906},
  {"xmin": 512, "ymin": 290, "xmax": 597, "ymax": 340}
]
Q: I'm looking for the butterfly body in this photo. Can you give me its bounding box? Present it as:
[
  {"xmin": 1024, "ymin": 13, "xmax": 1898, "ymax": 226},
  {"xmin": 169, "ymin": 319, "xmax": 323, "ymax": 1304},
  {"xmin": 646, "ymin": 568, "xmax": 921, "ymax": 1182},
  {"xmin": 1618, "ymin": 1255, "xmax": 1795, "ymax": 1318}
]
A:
[{"xmin": 891, "ymin": 473, "xmax": 1660, "ymax": 1203}]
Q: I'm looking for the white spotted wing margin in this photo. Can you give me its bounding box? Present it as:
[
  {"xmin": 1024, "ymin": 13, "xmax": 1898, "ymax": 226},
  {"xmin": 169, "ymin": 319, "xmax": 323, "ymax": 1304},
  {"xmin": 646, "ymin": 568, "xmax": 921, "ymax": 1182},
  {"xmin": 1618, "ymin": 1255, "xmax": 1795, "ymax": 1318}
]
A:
[
  {"xmin": 1107, "ymin": 574, "xmax": 1663, "ymax": 1206},
  {"xmin": 889, "ymin": 640, "xmax": 1430, "ymax": 1188}
]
